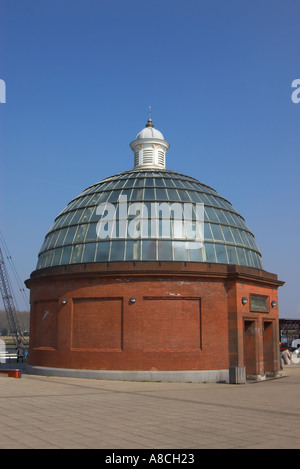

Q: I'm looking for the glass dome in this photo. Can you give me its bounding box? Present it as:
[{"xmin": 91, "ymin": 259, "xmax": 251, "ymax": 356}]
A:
[{"xmin": 36, "ymin": 168, "xmax": 263, "ymax": 270}]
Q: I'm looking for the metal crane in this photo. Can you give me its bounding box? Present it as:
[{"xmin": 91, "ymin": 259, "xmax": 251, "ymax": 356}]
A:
[{"xmin": 0, "ymin": 245, "xmax": 29, "ymax": 347}]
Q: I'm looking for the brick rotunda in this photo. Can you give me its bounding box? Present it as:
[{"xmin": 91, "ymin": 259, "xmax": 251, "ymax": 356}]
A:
[{"xmin": 25, "ymin": 115, "xmax": 284, "ymax": 383}]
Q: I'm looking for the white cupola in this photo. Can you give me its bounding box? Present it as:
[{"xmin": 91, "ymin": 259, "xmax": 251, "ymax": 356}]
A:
[{"xmin": 130, "ymin": 108, "xmax": 170, "ymax": 169}]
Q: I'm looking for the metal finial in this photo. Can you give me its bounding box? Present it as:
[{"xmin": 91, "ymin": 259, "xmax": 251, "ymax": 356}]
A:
[{"xmin": 146, "ymin": 105, "xmax": 154, "ymax": 127}]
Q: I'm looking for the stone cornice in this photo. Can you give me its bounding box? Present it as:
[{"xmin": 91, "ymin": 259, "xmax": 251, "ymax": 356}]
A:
[{"xmin": 25, "ymin": 261, "xmax": 284, "ymax": 288}]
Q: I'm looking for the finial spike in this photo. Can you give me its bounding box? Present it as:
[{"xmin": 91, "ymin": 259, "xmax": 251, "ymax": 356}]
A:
[{"xmin": 146, "ymin": 105, "xmax": 154, "ymax": 128}]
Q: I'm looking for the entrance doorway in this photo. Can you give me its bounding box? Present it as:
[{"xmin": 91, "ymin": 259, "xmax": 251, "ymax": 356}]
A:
[
  {"xmin": 244, "ymin": 320, "xmax": 256, "ymax": 376},
  {"xmin": 263, "ymin": 321, "xmax": 275, "ymax": 374}
]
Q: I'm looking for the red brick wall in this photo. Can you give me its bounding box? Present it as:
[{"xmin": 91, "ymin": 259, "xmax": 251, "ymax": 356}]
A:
[{"xmin": 26, "ymin": 262, "xmax": 283, "ymax": 374}]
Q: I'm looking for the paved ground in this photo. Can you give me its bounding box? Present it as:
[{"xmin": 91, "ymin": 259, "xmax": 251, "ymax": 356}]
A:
[{"xmin": 0, "ymin": 365, "xmax": 299, "ymax": 450}]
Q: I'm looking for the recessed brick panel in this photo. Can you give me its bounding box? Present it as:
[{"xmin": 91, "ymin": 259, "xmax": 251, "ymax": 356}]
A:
[
  {"xmin": 71, "ymin": 298, "xmax": 123, "ymax": 350},
  {"xmin": 142, "ymin": 297, "xmax": 201, "ymax": 350},
  {"xmin": 32, "ymin": 300, "xmax": 58, "ymax": 349}
]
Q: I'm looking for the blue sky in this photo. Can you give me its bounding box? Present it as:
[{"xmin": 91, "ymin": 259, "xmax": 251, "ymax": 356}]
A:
[{"xmin": 0, "ymin": 0, "xmax": 299, "ymax": 318}]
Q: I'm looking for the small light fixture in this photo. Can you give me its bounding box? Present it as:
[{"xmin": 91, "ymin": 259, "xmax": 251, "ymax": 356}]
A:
[
  {"xmin": 271, "ymin": 300, "xmax": 277, "ymax": 308},
  {"xmin": 129, "ymin": 297, "xmax": 136, "ymax": 304},
  {"xmin": 62, "ymin": 299, "xmax": 67, "ymax": 305},
  {"xmin": 241, "ymin": 297, "xmax": 248, "ymax": 305}
]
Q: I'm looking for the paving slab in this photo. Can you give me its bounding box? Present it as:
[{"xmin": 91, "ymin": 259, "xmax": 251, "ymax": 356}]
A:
[{"xmin": 0, "ymin": 364, "xmax": 299, "ymax": 449}]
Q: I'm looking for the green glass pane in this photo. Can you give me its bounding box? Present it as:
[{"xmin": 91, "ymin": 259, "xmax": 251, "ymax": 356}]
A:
[
  {"xmin": 221, "ymin": 226, "xmax": 234, "ymax": 243},
  {"xmin": 189, "ymin": 245, "xmax": 203, "ymax": 261},
  {"xmin": 55, "ymin": 228, "xmax": 68, "ymax": 247},
  {"xmin": 52, "ymin": 248, "xmax": 63, "ymax": 266},
  {"xmin": 236, "ymin": 247, "xmax": 247, "ymax": 265},
  {"xmin": 64, "ymin": 226, "xmax": 77, "ymax": 245},
  {"xmin": 205, "ymin": 243, "xmax": 216, "ymax": 262},
  {"xmin": 153, "ymin": 178, "xmax": 165, "ymax": 187},
  {"xmin": 61, "ymin": 246, "xmax": 72, "ymax": 265},
  {"xmin": 86, "ymin": 223, "xmax": 97, "ymax": 241},
  {"xmin": 125, "ymin": 240, "xmax": 141, "ymax": 261},
  {"xmin": 156, "ymin": 188, "xmax": 168, "ymax": 200},
  {"xmin": 82, "ymin": 243, "xmax": 96, "ymax": 263},
  {"xmin": 215, "ymin": 244, "xmax": 228, "ymax": 263},
  {"xmin": 204, "ymin": 223, "xmax": 213, "ymax": 240},
  {"xmin": 211, "ymin": 224, "xmax": 223, "ymax": 241},
  {"xmin": 96, "ymin": 241, "xmax": 110, "ymax": 262},
  {"xmin": 110, "ymin": 240, "xmax": 125, "ymax": 261},
  {"xmin": 173, "ymin": 241, "xmax": 187, "ymax": 261},
  {"xmin": 227, "ymin": 245, "xmax": 238, "ymax": 264},
  {"xmin": 144, "ymin": 188, "xmax": 156, "ymax": 200},
  {"xmin": 142, "ymin": 240, "xmax": 156, "ymax": 260},
  {"xmin": 74, "ymin": 224, "xmax": 88, "ymax": 243},
  {"xmin": 70, "ymin": 244, "xmax": 83, "ymax": 264},
  {"xmin": 158, "ymin": 240, "xmax": 172, "ymax": 260},
  {"xmin": 166, "ymin": 189, "xmax": 181, "ymax": 201}
]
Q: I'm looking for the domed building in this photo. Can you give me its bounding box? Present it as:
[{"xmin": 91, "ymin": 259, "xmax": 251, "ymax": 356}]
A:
[{"xmin": 25, "ymin": 115, "xmax": 284, "ymax": 383}]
